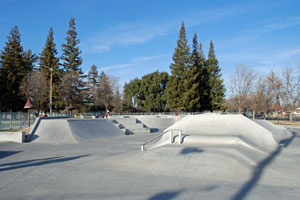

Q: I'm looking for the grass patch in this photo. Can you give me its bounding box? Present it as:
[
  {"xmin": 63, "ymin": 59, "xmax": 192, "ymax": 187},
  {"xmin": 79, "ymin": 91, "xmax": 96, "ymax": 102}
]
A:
[
  {"xmin": 0, "ymin": 126, "xmax": 32, "ymax": 135},
  {"xmin": 268, "ymin": 120, "xmax": 300, "ymax": 127}
]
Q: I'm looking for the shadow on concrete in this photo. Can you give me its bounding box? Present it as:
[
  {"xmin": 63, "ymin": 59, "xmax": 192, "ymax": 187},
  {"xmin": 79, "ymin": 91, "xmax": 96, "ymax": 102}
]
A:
[
  {"xmin": 279, "ymin": 131, "xmax": 296, "ymax": 147},
  {"xmin": 0, "ymin": 156, "xmax": 63, "ymax": 167},
  {"xmin": 0, "ymin": 154, "xmax": 90, "ymax": 172},
  {"xmin": 30, "ymin": 134, "xmax": 39, "ymax": 142},
  {"xmin": 150, "ymin": 128, "xmax": 160, "ymax": 133},
  {"xmin": 148, "ymin": 190, "xmax": 182, "ymax": 200},
  {"xmin": 0, "ymin": 151, "xmax": 22, "ymax": 160},
  {"xmin": 180, "ymin": 147, "xmax": 204, "ymax": 154},
  {"xmin": 230, "ymin": 131, "xmax": 297, "ymax": 200}
]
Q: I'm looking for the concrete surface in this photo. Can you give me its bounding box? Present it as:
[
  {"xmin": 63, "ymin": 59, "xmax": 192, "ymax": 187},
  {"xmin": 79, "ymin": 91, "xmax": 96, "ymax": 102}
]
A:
[
  {"xmin": 0, "ymin": 116, "xmax": 300, "ymax": 200},
  {"xmin": 0, "ymin": 132, "xmax": 24, "ymax": 143},
  {"xmin": 30, "ymin": 118, "xmax": 124, "ymax": 144}
]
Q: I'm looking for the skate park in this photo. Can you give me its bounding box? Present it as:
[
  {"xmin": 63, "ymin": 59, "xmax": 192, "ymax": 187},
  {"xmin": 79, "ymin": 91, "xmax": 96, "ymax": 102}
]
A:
[{"xmin": 0, "ymin": 113, "xmax": 300, "ymax": 200}]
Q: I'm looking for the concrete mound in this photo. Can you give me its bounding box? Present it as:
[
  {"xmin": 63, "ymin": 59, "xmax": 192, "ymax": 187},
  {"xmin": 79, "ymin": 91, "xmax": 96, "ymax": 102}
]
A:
[
  {"xmin": 32, "ymin": 119, "xmax": 77, "ymax": 144},
  {"xmin": 147, "ymin": 114, "xmax": 280, "ymax": 162},
  {"xmin": 31, "ymin": 118, "xmax": 123, "ymax": 144}
]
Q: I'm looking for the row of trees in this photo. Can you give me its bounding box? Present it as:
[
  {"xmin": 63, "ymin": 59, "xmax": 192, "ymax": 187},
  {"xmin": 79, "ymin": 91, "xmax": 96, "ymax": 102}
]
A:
[
  {"xmin": 123, "ymin": 22, "xmax": 226, "ymax": 112},
  {"xmin": 0, "ymin": 18, "xmax": 121, "ymax": 113},
  {"xmin": 227, "ymin": 64, "xmax": 300, "ymax": 118}
]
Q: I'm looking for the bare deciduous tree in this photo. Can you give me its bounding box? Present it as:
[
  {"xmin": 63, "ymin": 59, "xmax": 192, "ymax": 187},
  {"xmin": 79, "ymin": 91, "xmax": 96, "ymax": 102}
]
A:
[
  {"xmin": 228, "ymin": 64, "xmax": 256, "ymax": 113},
  {"xmin": 20, "ymin": 70, "xmax": 48, "ymax": 113},
  {"xmin": 281, "ymin": 66, "xmax": 300, "ymax": 111}
]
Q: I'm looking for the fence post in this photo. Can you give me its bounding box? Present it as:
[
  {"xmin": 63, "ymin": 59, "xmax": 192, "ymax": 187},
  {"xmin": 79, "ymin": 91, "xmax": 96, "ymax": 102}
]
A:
[
  {"xmin": 19, "ymin": 112, "xmax": 21, "ymax": 128},
  {"xmin": 9, "ymin": 111, "xmax": 12, "ymax": 129}
]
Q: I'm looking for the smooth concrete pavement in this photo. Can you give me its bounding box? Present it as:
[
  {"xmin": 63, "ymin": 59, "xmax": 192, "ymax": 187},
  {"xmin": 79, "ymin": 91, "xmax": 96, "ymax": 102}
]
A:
[{"xmin": 0, "ymin": 116, "xmax": 300, "ymax": 200}]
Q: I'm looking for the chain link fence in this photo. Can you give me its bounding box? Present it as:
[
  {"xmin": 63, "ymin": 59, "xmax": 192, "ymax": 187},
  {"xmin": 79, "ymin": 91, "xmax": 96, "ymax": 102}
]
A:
[{"xmin": 0, "ymin": 112, "xmax": 36, "ymax": 130}]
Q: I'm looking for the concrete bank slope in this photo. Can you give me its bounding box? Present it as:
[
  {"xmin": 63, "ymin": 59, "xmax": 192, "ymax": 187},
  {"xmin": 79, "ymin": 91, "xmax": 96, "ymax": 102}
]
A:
[
  {"xmin": 32, "ymin": 119, "xmax": 78, "ymax": 144},
  {"xmin": 254, "ymin": 119, "xmax": 292, "ymax": 143},
  {"xmin": 152, "ymin": 114, "xmax": 279, "ymax": 155},
  {"xmin": 68, "ymin": 119, "xmax": 123, "ymax": 142},
  {"xmin": 32, "ymin": 118, "xmax": 124, "ymax": 144}
]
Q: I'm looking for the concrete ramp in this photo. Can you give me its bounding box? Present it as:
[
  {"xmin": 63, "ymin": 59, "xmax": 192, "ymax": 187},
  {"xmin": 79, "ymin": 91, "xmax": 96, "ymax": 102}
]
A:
[
  {"xmin": 31, "ymin": 118, "xmax": 124, "ymax": 144},
  {"xmin": 254, "ymin": 119, "xmax": 292, "ymax": 143},
  {"xmin": 67, "ymin": 119, "xmax": 123, "ymax": 142},
  {"xmin": 150, "ymin": 114, "xmax": 279, "ymax": 155},
  {"xmin": 32, "ymin": 119, "xmax": 78, "ymax": 144}
]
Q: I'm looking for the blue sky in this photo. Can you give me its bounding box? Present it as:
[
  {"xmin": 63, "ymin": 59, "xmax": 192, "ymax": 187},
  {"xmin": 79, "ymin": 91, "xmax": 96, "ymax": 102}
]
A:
[{"xmin": 0, "ymin": 0, "xmax": 299, "ymax": 91}]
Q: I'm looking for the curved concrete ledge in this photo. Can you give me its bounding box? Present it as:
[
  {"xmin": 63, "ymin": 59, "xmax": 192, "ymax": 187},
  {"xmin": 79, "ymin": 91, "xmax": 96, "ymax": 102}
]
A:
[{"xmin": 0, "ymin": 131, "xmax": 25, "ymax": 143}]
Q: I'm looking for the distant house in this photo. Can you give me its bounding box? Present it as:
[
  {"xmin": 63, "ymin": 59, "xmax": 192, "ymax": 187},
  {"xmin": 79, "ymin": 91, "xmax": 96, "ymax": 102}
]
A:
[{"xmin": 294, "ymin": 107, "xmax": 300, "ymax": 116}]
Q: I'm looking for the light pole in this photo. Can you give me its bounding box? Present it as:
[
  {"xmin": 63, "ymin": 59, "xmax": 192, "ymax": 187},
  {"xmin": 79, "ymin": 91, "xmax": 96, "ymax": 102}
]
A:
[{"xmin": 35, "ymin": 64, "xmax": 53, "ymax": 116}]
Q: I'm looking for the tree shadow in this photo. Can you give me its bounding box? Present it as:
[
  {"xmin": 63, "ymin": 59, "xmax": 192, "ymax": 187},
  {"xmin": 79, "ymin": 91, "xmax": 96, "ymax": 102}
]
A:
[
  {"xmin": 0, "ymin": 154, "xmax": 90, "ymax": 172},
  {"xmin": 180, "ymin": 147, "xmax": 204, "ymax": 155},
  {"xmin": 0, "ymin": 156, "xmax": 63, "ymax": 167},
  {"xmin": 0, "ymin": 151, "xmax": 22, "ymax": 159},
  {"xmin": 148, "ymin": 190, "xmax": 182, "ymax": 200},
  {"xmin": 230, "ymin": 131, "xmax": 297, "ymax": 200}
]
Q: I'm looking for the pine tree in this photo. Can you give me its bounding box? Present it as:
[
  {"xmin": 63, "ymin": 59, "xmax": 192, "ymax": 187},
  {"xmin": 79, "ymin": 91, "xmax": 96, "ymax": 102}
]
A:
[
  {"xmin": 61, "ymin": 17, "xmax": 82, "ymax": 73},
  {"xmin": 167, "ymin": 22, "xmax": 190, "ymax": 111},
  {"xmin": 40, "ymin": 27, "xmax": 61, "ymax": 111},
  {"xmin": 87, "ymin": 64, "xmax": 99, "ymax": 110},
  {"xmin": 0, "ymin": 26, "xmax": 36, "ymax": 111},
  {"xmin": 198, "ymin": 42, "xmax": 211, "ymax": 111},
  {"xmin": 182, "ymin": 33, "xmax": 201, "ymax": 111},
  {"xmin": 206, "ymin": 40, "xmax": 226, "ymax": 111},
  {"xmin": 40, "ymin": 27, "xmax": 60, "ymax": 83}
]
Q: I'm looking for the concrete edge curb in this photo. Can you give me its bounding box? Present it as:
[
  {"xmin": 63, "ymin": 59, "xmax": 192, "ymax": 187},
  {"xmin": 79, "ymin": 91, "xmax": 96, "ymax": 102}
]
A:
[{"xmin": 0, "ymin": 131, "xmax": 25, "ymax": 143}]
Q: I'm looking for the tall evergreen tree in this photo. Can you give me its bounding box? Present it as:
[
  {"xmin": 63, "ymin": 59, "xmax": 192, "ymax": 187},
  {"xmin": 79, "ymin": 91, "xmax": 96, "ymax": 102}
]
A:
[
  {"xmin": 206, "ymin": 40, "xmax": 226, "ymax": 111},
  {"xmin": 40, "ymin": 27, "xmax": 60, "ymax": 83},
  {"xmin": 40, "ymin": 27, "xmax": 61, "ymax": 111},
  {"xmin": 182, "ymin": 33, "xmax": 202, "ymax": 111},
  {"xmin": 167, "ymin": 22, "xmax": 190, "ymax": 111},
  {"xmin": 0, "ymin": 26, "xmax": 36, "ymax": 111},
  {"xmin": 61, "ymin": 17, "xmax": 82, "ymax": 73},
  {"xmin": 198, "ymin": 42, "xmax": 211, "ymax": 111}
]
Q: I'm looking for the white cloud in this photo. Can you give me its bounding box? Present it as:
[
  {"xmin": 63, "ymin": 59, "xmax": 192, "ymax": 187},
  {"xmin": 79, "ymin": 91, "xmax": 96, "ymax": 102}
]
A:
[
  {"xmin": 219, "ymin": 46, "xmax": 300, "ymax": 73},
  {"xmin": 264, "ymin": 16, "xmax": 300, "ymax": 30},
  {"xmin": 83, "ymin": 5, "xmax": 248, "ymax": 54},
  {"xmin": 85, "ymin": 44, "xmax": 111, "ymax": 53},
  {"xmin": 100, "ymin": 54, "xmax": 168, "ymax": 72}
]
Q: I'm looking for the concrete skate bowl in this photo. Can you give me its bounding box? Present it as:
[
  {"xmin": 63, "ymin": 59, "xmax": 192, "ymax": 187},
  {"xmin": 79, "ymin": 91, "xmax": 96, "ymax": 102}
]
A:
[
  {"xmin": 144, "ymin": 114, "xmax": 281, "ymax": 162},
  {"xmin": 30, "ymin": 118, "xmax": 124, "ymax": 144}
]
